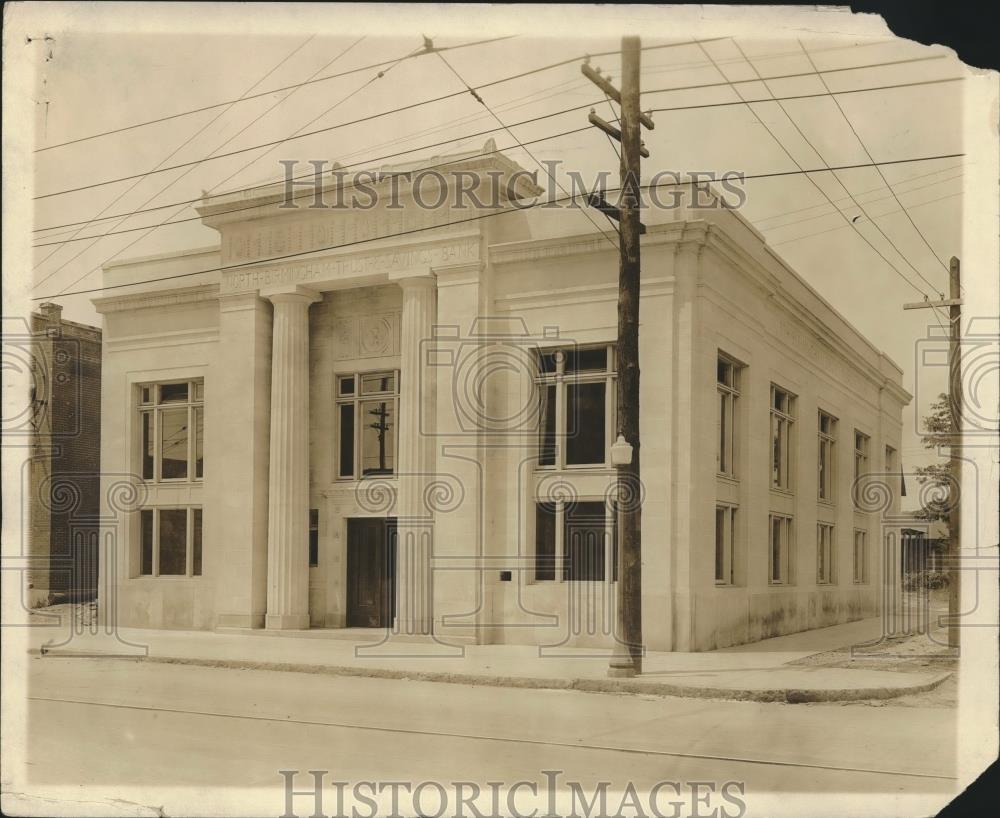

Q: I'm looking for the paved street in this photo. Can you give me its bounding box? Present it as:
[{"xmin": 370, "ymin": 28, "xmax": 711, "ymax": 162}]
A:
[{"xmin": 18, "ymin": 654, "xmax": 957, "ymax": 815}]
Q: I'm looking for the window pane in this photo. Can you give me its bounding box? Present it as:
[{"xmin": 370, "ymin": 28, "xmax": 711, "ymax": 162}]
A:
[
  {"xmin": 193, "ymin": 407, "xmax": 204, "ymax": 479},
  {"xmin": 538, "ymin": 350, "xmax": 559, "ymax": 375},
  {"xmin": 158, "ymin": 509, "xmax": 187, "ymax": 575},
  {"xmin": 565, "ymin": 347, "xmax": 607, "ymax": 373},
  {"xmin": 140, "ymin": 386, "xmax": 152, "ymax": 405},
  {"xmin": 338, "ymin": 376, "xmax": 355, "ymax": 396},
  {"xmin": 338, "ymin": 403, "xmax": 355, "ymax": 477},
  {"xmin": 361, "ymin": 373, "xmax": 395, "ymax": 394},
  {"xmin": 361, "ymin": 400, "xmax": 395, "ymax": 475},
  {"xmin": 534, "ymin": 502, "xmax": 556, "ymax": 580},
  {"xmin": 160, "ymin": 408, "xmax": 188, "ymax": 479},
  {"xmin": 771, "ymin": 517, "xmax": 782, "ymax": 582},
  {"xmin": 193, "ymin": 380, "xmax": 205, "ymax": 402},
  {"xmin": 192, "ymin": 508, "xmax": 203, "ymax": 576},
  {"xmin": 309, "ymin": 509, "xmax": 319, "ymax": 567},
  {"xmin": 715, "ymin": 507, "xmax": 725, "ymax": 582},
  {"xmin": 611, "ymin": 501, "xmax": 618, "ymax": 582},
  {"xmin": 719, "ymin": 392, "xmax": 729, "ymax": 473},
  {"xmin": 771, "ymin": 417, "xmax": 781, "ymax": 486},
  {"xmin": 538, "ymin": 385, "xmax": 556, "ymax": 466},
  {"xmin": 159, "ymin": 382, "xmax": 188, "ymax": 403},
  {"xmin": 141, "ymin": 412, "xmax": 154, "ymax": 480},
  {"xmin": 566, "ymin": 382, "xmax": 606, "ymax": 465},
  {"xmin": 717, "ymin": 359, "xmax": 731, "ymax": 387},
  {"xmin": 140, "ymin": 509, "xmax": 153, "ymax": 575},
  {"xmin": 564, "ymin": 501, "xmax": 605, "ymax": 581}
]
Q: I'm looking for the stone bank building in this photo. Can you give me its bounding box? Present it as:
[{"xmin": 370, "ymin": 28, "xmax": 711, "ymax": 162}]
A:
[{"xmin": 95, "ymin": 147, "xmax": 909, "ymax": 651}]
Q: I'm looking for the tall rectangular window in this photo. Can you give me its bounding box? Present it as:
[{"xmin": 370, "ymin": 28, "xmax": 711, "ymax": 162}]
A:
[
  {"xmin": 136, "ymin": 379, "xmax": 205, "ymax": 578},
  {"xmin": 853, "ymin": 529, "xmax": 868, "ymax": 583},
  {"xmin": 854, "ymin": 430, "xmax": 870, "ymax": 507},
  {"xmin": 565, "ymin": 382, "xmax": 606, "ymax": 465},
  {"xmin": 308, "ymin": 509, "xmax": 319, "ymax": 567},
  {"xmin": 770, "ymin": 385, "xmax": 795, "ymax": 491},
  {"xmin": 818, "ymin": 411, "xmax": 837, "ymax": 502},
  {"xmin": 534, "ymin": 502, "xmax": 557, "ymax": 581},
  {"xmin": 137, "ymin": 507, "xmax": 203, "ymax": 577},
  {"xmin": 769, "ymin": 513, "xmax": 793, "ymax": 584},
  {"xmin": 714, "ymin": 505, "xmax": 737, "ymax": 585},
  {"xmin": 138, "ymin": 379, "xmax": 204, "ymax": 483},
  {"xmin": 534, "ymin": 345, "xmax": 615, "ymax": 469},
  {"xmin": 717, "ymin": 355, "xmax": 742, "ymax": 477},
  {"xmin": 817, "ymin": 523, "xmax": 835, "ymax": 584},
  {"xmin": 564, "ymin": 501, "xmax": 607, "ymax": 581},
  {"xmin": 336, "ymin": 371, "xmax": 399, "ymax": 479},
  {"xmin": 140, "ymin": 509, "xmax": 154, "ymax": 575},
  {"xmin": 533, "ymin": 499, "xmax": 617, "ymax": 582}
]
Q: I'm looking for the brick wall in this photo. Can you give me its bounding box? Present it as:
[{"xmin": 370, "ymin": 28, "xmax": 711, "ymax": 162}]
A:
[{"xmin": 27, "ymin": 304, "xmax": 102, "ymax": 604}]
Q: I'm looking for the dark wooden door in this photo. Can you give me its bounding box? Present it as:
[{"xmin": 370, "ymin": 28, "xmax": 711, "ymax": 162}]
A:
[{"xmin": 346, "ymin": 518, "xmax": 396, "ymax": 627}]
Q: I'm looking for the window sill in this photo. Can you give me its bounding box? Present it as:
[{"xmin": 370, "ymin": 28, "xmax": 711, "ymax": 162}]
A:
[
  {"xmin": 769, "ymin": 487, "xmax": 795, "ymax": 498},
  {"xmin": 131, "ymin": 575, "xmax": 203, "ymax": 581},
  {"xmin": 817, "ymin": 498, "xmax": 835, "ymax": 507},
  {"xmin": 538, "ymin": 464, "xmax": 615, "ymax": 473},
  {"xmin": 716, "ymin": 472, "xmax": 739, "ymax": 484}
]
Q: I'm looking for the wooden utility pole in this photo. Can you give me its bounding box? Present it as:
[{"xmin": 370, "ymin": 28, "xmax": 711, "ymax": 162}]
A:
[
  {"xmin": 583, "ymin": 37, "xmax": 652, "ymax": 677},
  {"xmin": 903, "ymin": 256, "xmax": 962, "ymax": 649}
]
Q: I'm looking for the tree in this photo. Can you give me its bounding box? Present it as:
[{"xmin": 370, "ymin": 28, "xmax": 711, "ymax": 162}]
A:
[{"xmin": 914, "ymin": 392, "xmax": 953, "ymax": 524}]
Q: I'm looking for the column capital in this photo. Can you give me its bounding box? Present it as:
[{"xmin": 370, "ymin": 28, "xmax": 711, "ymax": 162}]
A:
[
  {"xmin": 390, "ymin": 271, "xmax": 437, "ymax": 290},
  {"xmin": 260, "ymin": 284, "xmax": 321, "ymax": 305}
]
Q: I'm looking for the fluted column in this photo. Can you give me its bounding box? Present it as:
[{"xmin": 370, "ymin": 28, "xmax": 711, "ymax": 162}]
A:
[
  {"xmin": 394, "ymin": 274, "xmax": 437, "ymax": 635},
  {"xmin": 263, "ymin": 285, "xmax": 320, "ymax": 630}
]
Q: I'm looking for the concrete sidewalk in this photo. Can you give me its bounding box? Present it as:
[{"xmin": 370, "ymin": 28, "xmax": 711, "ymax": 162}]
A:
[{"xmin": 33, "ymin": 614, "xmax": 950, "ymax": 703}]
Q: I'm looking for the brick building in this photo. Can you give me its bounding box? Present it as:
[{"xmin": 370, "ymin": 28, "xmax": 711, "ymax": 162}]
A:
[{"xmin": 27, "ymin": 302, "xmax": 103, "ymax": 606}]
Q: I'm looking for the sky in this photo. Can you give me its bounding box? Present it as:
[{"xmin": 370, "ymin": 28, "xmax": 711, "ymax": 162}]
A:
[{"xmin": 15, "ymin": 5, "xmax": 981, "ymax": 509}]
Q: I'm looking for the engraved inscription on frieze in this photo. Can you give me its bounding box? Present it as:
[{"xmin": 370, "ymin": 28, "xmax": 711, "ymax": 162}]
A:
[
  {"xmin": 221, "ymin": 204, "xmax": 460, "ymax": 265},
  {"xmin": 222, "ymin": 236, "xmax": 479, "ymax": 294}
]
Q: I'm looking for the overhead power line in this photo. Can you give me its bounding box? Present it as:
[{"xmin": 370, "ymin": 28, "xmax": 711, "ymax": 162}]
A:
[
  {"xmin": 797, "ymin": 40, "xmax": 953, "ymax": 281},
  {"xmin": 32, "ymin": 152, "xmax": 965, "ymax": 302},
  {"xmin": 33, "ymin": 126, "xmax": 595, "ymax": 247},
  {"xmin": 45, "ymin": 39, "xmax": 427, "ymax": 297},
  {"xmin": 771, "ymin": 190, "xmax": 963, "ymax": 247},
  {"xmin": 31, "ymin": 33, "xmax": 334, "ymax": 284},
  {"xmin": 699, "ymin": 38, "xmax": 935, "ymax": 301},
  {"xmin": 430, "ymin": 43, "xmax": 619, "ymax": 247},
  {"xmin": 33, "ymin": 73, "xmax": 963, "ymax": 241},
  {"xmin": 33, "ymin": 36, "xmax": 730, "ymax": 156},
  {"xmin": 33, "ymin": 51, "xmax": 954, "ymax": 202},
  {"xmin": 33, "ymin": 35, "xmax": 518, "ymax": 153},
  {"xmin": 759, "ymin": 171, "xmax": 964, "ymax": 232}
]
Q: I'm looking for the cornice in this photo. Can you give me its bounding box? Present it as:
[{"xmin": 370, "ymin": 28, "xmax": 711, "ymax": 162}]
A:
[
  {"xmin": 93, "ymin": 284, "xmax": 220, "ymax": 314},
  {"xmin": 489, "ymin": 222, "xmax": 686, "ymax": 266}
]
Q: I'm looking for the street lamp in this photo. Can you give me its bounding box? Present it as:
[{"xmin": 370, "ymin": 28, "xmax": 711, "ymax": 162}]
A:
[{"xmin": 610, "ymin": 434, "xmax": 633, "ymax": 467}]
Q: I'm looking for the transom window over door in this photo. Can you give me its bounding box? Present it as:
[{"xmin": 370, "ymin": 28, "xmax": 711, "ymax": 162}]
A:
[
  {"xmin": 535, "ymin": 345, "xmax": 616, "ymax": 469},
  {"xmin": 336, "ymin": 371, "xmax": 399, "ymax": 479}
]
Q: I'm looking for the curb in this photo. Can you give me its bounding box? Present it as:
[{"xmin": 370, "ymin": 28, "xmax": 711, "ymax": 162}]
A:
[{"xmin": 34, "ymin": 649, "xmax": 952, "ymax": 704}]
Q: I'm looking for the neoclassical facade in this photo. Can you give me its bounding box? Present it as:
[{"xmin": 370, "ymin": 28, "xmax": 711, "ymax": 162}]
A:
[{"xmin": 95, "ymin": 148, "xmax": 910, "ymax": 650}]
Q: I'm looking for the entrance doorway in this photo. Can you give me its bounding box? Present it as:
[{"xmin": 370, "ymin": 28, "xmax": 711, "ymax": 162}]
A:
[{"xmin": 346, "ymin": 517, "xmax": 397, "ymax": 627}]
